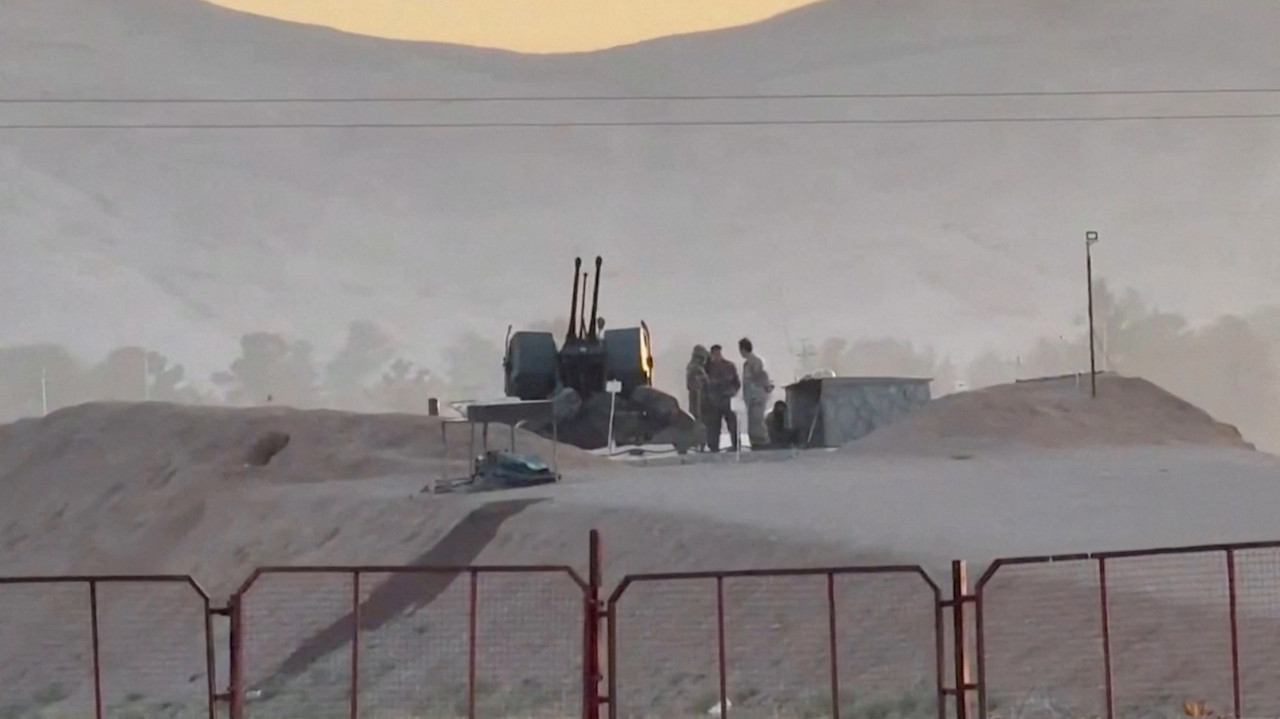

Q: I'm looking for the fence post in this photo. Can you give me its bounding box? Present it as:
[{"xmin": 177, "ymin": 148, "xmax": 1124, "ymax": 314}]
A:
[
  {"xmin": 229, "ymin": 594, "xmax": 244, "ymax": 719},
  {"xmin": 467, "ymin": 569, "xmax": 477, "ymax": 719},
  {"xmin": 951, "ymin": 561, "xmax": 974, "ymax": 719},
  {"xmin": 1098, "ymin": 558, "xmax": 1115, "ymax": 719},
  {"xmin": 89, "ymin": 579, "xmax": 104, "ymax": 719},
  {"xmin": 827, "ymin": 572, "xmax": 841, "ymax": 719},
  {"xmin": 585, "ymin": 530, "xmax": 604, "ymax": 719},
  {"xmin": 1226, "ymin": 549, "xmax": 1242, "ymax": 719},
  {"xmin": 974, "ymin": 568, "xmax": 988, "ymax": 719},
  {"xmin": 204, "ymin": 602, "xmax": 218, "ymax": 719},
  {"xmin": 716, "ymin": 575, "xmax": 728, "ymax": 719}
]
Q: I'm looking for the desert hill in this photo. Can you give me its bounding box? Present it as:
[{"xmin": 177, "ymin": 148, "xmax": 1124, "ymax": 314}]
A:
[
  {"xmin": 851, "ymin": 373, "xmax": 1254, "ymax": 455},
  {"xmin": 0, "ymin": 401, "xmax": 606, "ymax": 585},
  {"xmin": 4, "ymin": 0, "xmax": 1280, "ymax": 376}
]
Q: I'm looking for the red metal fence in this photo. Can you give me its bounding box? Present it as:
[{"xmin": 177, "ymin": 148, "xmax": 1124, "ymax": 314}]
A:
[
  {"xmin": 231, "ymin": 565, "xmax": 588, "ymax": 719},
  {"xmin": 9, "ymin": 537, "xmax": 1280, "ymax": 719},
  {"xmin": 606, "ymin": 567, "xmax": 943, "ymax": 719},
  {"xmin": 0, "ymin": 575, "xmax": 214, "ymax": 719},
  {"xmin": 974, "ymin": 541, "xmax": 1280, "ymax": 719}
]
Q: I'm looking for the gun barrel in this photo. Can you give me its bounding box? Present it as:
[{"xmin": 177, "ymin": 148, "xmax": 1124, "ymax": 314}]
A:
[
  {"xmin": 579, "ymin": 272, "xmax": 589, "ymax": 337},
  {"xmin": 588, "ymin": 256, "xmax": 603, "ymax": 342},
  {"xmin": 566, "ymin": 257, "xmax": 582, "ymax": 342}
]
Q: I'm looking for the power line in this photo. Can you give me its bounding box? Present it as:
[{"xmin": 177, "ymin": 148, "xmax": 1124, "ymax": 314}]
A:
[
  {"xmin": 4, "ymin": 87, "xmax": 1280, "ymax": 104},
  {"xmin": 5, "ymin": 111, "xmax": 1280, "ymax": 130}
]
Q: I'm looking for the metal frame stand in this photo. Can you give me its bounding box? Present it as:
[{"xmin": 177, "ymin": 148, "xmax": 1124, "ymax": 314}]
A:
[{"xmin": 435, "ymin": 410, "xmax": 560, "ymax": 494}]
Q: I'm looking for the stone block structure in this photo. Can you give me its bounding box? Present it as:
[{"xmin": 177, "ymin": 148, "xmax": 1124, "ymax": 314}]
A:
[{"xmin": 785, "ymin": 376, "xmax": 932, "ymax": 448}]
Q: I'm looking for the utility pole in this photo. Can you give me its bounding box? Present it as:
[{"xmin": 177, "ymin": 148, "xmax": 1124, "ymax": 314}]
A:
[
  {"xmin": 794, "ymin": 339, "xmax": 817, "ymax": 379},
  {"xmin": 40, "ymin": 368, "xmax": 48, "ymax": 416},
  {"xmin": 1086, "ymin": 231, "xmax": 1099, "ymax": 398}
]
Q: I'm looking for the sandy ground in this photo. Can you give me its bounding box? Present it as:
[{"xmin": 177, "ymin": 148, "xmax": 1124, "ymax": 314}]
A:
[
  {"xmin": 529, "ymin": 444, "xmax": 1280, "ymax": 574},
  {"xmin": 2, "ymin": 377, "xmax": 1278, "ymax": 719}
]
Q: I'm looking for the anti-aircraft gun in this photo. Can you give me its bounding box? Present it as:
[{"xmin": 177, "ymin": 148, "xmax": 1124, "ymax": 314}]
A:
[{"xmin": 502, "ymin": 256, "xmax": 699, "ymax": 453}]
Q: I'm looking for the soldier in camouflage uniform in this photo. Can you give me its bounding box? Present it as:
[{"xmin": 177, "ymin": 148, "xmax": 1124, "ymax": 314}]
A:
[
  {"xmin": 705, "ymin": 345, "xmax": 741, "ymax": 452},
  {"xmin": 685, "ymin": 344, "xmax": 711, "ymax": 451}
]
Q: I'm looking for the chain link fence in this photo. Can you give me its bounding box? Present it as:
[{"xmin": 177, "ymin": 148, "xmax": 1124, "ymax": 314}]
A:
[
  {"xmin": 234, "ymin": 566, "xmax": 586, "ymax": 719},
  {"xmin": 976, "ymin": 544, "xmax": 1280, "ymax": 719},
  {"xmin": 0, "ymin": 576, "xmax": 213, "ymax": 719},
  {"xmin": 9, "ymin": 540, "xmax": 1280, "ymax": 719},
  {"xmin": 607, "ymin": 568, "xmax": 942, "ymax": 719}
]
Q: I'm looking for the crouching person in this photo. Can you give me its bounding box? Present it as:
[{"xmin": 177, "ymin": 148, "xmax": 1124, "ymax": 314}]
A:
[{"xmin": 766, "ymin": 400, "xmax": 795, "ymax": 449}]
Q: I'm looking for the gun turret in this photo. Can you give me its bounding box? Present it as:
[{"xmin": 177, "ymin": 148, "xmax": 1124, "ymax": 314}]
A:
[{"xmin": 502, "ymin": 254, "xmax": 682, "ymax": 452}]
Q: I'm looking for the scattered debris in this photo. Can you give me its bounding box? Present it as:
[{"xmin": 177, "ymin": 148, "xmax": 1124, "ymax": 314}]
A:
[
  {"xmin": 467, "ymin": 450, "xmax": 560, "ymax": 491},
  {"xmin": 426, "ymin": 449, "xmax": 560, "ymax": 494}
]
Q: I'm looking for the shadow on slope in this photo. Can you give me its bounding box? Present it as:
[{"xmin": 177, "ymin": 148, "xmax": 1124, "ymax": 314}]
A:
[{"xmin": 252, "ymin": 497, "xmax": 546, "ymax": 696}]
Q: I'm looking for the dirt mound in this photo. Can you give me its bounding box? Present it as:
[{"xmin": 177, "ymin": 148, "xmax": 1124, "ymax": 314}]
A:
[
  {"xmin": 0, "ymin": 402, "xmax": 609, "ymax": 582},
  {"xmin": 0, "ymin": 401, "xmax": 606, "ymax": 483},
  {"xmin": 851, "ymin": 373, "xmax": 1253, "ymax": 455}
]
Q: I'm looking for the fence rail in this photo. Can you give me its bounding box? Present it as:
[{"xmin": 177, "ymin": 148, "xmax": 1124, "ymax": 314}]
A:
[{"xmin": 5, "ymin": 537, "xmax": 1280, "ymax": 719}]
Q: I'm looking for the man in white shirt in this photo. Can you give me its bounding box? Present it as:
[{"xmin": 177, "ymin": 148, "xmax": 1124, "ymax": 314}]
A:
[{"xmin": 738, "ymin": 337, "xmax": 774, "ymax": 449}]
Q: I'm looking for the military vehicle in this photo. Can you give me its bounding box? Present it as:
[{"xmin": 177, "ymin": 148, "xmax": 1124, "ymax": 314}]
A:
[{"xmin": 501, "ymin": 256, "xmax": 699, "ymax": 453}]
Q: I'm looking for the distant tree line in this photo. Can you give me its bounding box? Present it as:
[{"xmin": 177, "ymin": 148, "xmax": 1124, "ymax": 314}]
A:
[
  {"xmin": 0, "ymin": 344, "xmax": 206, "ymax": 419},
  {"xmin": 670, "ymin": 278, "xmax": 1280, "ymax": 451},
  {"xmin": 795, "ymin": 278, "xmax": 1280, "ymax": 452},
  {"xmin": 0, "ymin": 320, "xmax": 506, "ymax": 423},
  {"xmin": 959, "ymin": 278, "xmax": 1280, "ymax": 451},
  {"xmin": 3, "ymin": 281, "xmax": 1278, "ymax": 450}
]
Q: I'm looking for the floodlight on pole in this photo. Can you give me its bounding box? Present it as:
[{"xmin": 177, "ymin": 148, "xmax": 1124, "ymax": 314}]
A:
[
  {"xmin": 605, "ymin": 379, "xmax": 622, "ymax": 454},
  {"xmin": 1085, "ymin": 231, "xmax": 1099, "ymax": 398}
]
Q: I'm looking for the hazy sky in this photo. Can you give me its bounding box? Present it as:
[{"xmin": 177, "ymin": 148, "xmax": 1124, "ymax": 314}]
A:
[
  {"xmin": 200, "ymin": 0, "xmax": 823, "ymax": 52},
  {"xmin": 8, "ymin": 0, "xmax": 1280, "ymax": 405}
]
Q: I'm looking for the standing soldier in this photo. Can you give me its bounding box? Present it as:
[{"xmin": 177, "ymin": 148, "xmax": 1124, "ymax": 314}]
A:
[
  {"xmin": 685, "ymin": 344, "xmax": 711, "ymax": 452},
  {"xmin": 739, "ymin": 337, "xmax": 774, "ymax": 449},
  {"xmin": 705, "ymin": 344, "xmax": 741, "ymax": 452}
]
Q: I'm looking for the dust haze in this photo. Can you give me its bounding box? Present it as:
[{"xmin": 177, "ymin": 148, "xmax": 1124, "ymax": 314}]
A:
[
  {"xmin": 8, "ymin": 5, "xmax": 1280, "ymax": 714},
  {"xmin": 4, "ymin": 0, "xmax": 1280, "ymax": 448}
]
